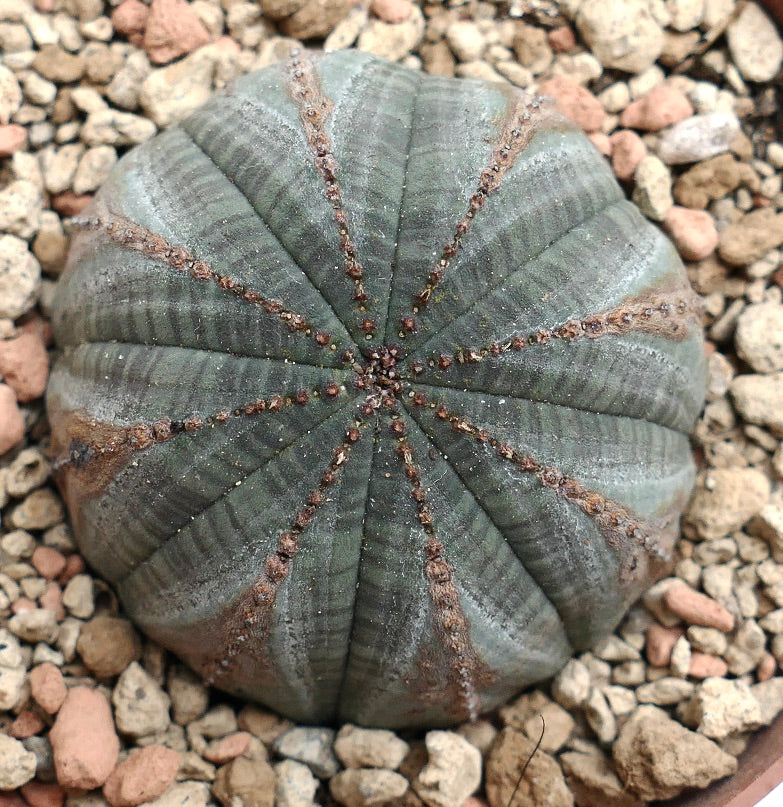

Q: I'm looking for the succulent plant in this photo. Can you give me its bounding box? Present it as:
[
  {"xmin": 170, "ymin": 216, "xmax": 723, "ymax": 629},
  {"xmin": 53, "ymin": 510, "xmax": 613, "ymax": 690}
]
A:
[{"xmin": 47, "ymin": 50, "xmax": 706, "ymax": 728}]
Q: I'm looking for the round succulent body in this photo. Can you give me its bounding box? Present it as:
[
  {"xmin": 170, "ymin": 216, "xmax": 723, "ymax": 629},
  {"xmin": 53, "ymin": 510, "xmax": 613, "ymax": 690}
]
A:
[{"xmin": 47, "ymin": 50, "xmax": 706, "ymax": 728}]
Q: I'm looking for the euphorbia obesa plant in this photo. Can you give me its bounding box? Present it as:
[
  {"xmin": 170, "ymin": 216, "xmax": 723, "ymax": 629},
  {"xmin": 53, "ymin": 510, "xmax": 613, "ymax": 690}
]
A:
[{"xmin": 47, "ymin": 50, "xmax": 706, "ymax": 728}]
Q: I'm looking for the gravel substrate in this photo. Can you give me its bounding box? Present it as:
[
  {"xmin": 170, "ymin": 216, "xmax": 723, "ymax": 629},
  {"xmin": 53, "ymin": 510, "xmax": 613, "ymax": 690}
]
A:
[{"xmin": 2, "ymin": 0, "xmax": 783, "ymax": 805}]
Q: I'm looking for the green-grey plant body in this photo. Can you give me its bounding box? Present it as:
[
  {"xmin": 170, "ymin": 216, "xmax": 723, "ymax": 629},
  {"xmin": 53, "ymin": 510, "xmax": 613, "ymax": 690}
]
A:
[{"xmin": 47, "ymin": 49, "xmax": 707, "ymax": 729}]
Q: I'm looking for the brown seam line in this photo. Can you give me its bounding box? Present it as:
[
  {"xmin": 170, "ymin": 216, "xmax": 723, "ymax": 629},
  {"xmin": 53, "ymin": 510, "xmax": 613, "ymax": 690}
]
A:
[
  {"xmin": 392, "ymin": 414, "xmax": 493, "ymax": 721},
  {"xmin": 52, "ymin": 382, "xmax": 343, "ymax": 472},
  {"xmin": 203, "ymin": 422, "xmax": 363, "ymax": 685},
  {"xmin": 286, "ymin": 51, "xmax": 374, "ymax": 330},
  {"xmin": 411, "ymin": 287, "xmax": 705, "ymax": 374},
  {"xmin": 404, "ymin": 93, "xmax": 554, "ymax": 328},
  {"xmin": 409, "ymin": 395, "xmax": 672, "ymax": 586},
  {"xmin": 69, "ymin": 214, "xmax": 337, "ymax": 351}
]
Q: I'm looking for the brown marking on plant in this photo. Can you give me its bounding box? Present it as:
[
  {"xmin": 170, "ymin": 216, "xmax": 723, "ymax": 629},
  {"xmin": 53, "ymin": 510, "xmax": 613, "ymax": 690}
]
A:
[
  {"xmin": 201, "ymin": 427, "xmax": 363, "ymax": 685},
  {"xmin": 286, "ymin": 51, "xmax": 371, "ymax": 314},
  {"xmin": 49, "ymin": 386, "xmax": 338, "ymax": 532},
  {"xmin": 69, "ymin": 213, "xmax": 335, "ymax": 351},
  {"xmin": 428, "ymin": 281, "xmax": 705, "ymax": 369},
  {"xmin": 393, "ymin": 419, "xmax": 494, "ymax": 722},
  {"xmin": 410, "ymin": 93, "xmax": 558, "ymax": 311},
  {"xmin": 411, "ymin": 398, "xmax": 678, "ymax": 586}
]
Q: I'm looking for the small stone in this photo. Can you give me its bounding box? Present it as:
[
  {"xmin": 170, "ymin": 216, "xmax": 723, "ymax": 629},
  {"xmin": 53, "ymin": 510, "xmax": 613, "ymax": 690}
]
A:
[
  {"xmin": 8, "ymin": 488, "xmax": 64, "ymax": 531},
  {"xmin": 670, "ymin": 635, "xmax": 692, "ymax": 677},
  {"xmin": 33, "ymin": 210, "xmax": 68, "ymax": 275},
  {"xmin": 514, "ymin": 23, "xmax": 552, "ymax": 73},
  {"xmin": 190, "ymin": 704, "xmax": 237, "ymax": 740},
  {"xmin": 674, "ymin": 154, "xmax": 753, "ymax": 210},
  {"xmin": 212, "ymin": 755, "xmax": 275, "ymax": 807},
  {"xmin": 0, "ymin": 734, "xmax": 37, "ymax": 789},
  {"xmin": 552, "ymin": 657, "xmax": 591, "ymax": 709},
  {"xmin": 0, "ymin": 628, "xmax": 26, "ymax": 710},
  {"xmin": 73, "ymin": 145, "xmax": 118, "ymax": 195},
  {"xmin": 62, "ymin": 573, "xmax": 94, "ymax": 618},
  {"xmin": 548, "ymin": 26, "xmax": 578, "ymax": 53},
  {"xmin": 102, "ymin": 745, "xmax": 180, "ymax": 807},
  {"xmin": 646, "ymin": 624, "xmax": 685, "ymax": 666},
  {"xmin": 370, "ymin": 0, "xmax": 412, "ymax": 23},
  {"xmin": 735, "ymin": 302, "xmax": 783, "ymax": 374},
  {"xmin": 636, "ymin": 677, "xmax": 695, "ymax": 705},
  {"xmin": 274, "ymin": 759, "xmax": 318, "ymax": 807},
  {"xmin": 140, "ymin": 50, "xmax": 216, "ymax": 128},
  {"xmin": 0, "ymin": 123, "xmax": 26, "ymax": 156},
  {"xmin": 203, "ymin": 732, "xmax": 251, "ymax": 765},
  {"xmin": 720, "ymin": 208, "xmax": 783, "ymax": 267},
  {"xmin": 663, "ymin": 583, "xmax": 735, "ymax": 631},
  {"xmin": 237, "ymin": 705, "xmax": 294, "ymax": 746},
  {"xmin": 31, "ymin": 547, "xmax": 66, "ymax": 580},
  {"xmin": 167, "ymin": 663, "xmax": 208, "ymax": 725},
  {"xmin": 663, "ymin": 206, "xmax": 718, "ymax": 261},
  {"xmin": 6, "ymin": 447, "xmax": 50, "ymax": 496},
  {"xmin": 329, "ymin": 768, "xmax": 409, "ymax": 807},
  {"xmin": 599, "ymin": 82, "xmax": 631, "ymax": 114},
  {"xmin": 693, "ymin": 537, "xmax": 738, "ymax": 566},
  {"xmin": 0, "ymin": 65, "xmax": 22, "ymax": 124},
  {"xmin": 278, "ymin": 0, "xmax": 354, "ymax": 39},
  {"xmin": 687, "ymin": 467, "xmax": 771, "ymax": 540},
  {"xmin": 20, "ymin": 781, "xmax": 65, "ymax": 807},
  {"xmin": 657, "ymin": 112, "xmax": 740, "ymax": 165},
  {"xmin": 413, "ymin": 731, "xmax": 481, "ymax": 807},
  {"xmin": 29, "ymin": 662, "xmax": 66, "ymax": 714},
  {"xmin": 445, "ymin": 20, "xmax": 485, "ymax": 62},
  {"xmin": 8, "ymin": 607, "xmax": 58, "ymax": 643},
  {"xmin": 753, "ymin": 495, "xmax": 783, "ymax": 562},
  {"xmin": 758, "ymin": 653, "xmax": 778, "ymax": 682},
  {"xmin": 50, "ymin": 686, "xmax": 120, "ymax": 789},
  {"xmin": 752, "ymin": 677, "xmax": 783, "ymax": 725},
  {"xmin": 688, "ymin": 625, "xmax": 729, "ymax": 656},
  {"xmin": 143, "ymin": 0, "xmax": 209, "ymax": 64},
  {"xmin": 667, "ymin": 0, "xmax": 705, "ymax": 31},
  {"xmin": 576, "ymin": 0, "xmax": 664, "ymax": 72},
  {"xmin": 0, "ymin": 235, "xmax": 40, "ymax": 319},
  {"xmin": 485, "ymin": 727, "xmax": 573, "ymax": 807},
  {"xmin": 111, "ymin": 0, "xmax": 148, "ymax": 45},
  {"xmin": 356, "ymin": 4, "xmax": 425, "ymax": 62},
  {"xmin": 691, "ymin": 677, "xmax": 762, "ymax": 739},
  {"xmin": 603, "ymin": 685, "xmax": 638, "ymax": 717},
  {"xmin": 632, "ymin": 155, "xmax": 673, "ymax": 221},
  {"xmin": 689, "ymin": 652, "xmax": 729, "ymax": 679},
  {"xmin": 613, "ymin": 705, "xmax": 737, "ymax": 801},
  {"xmin": 731, "ymin": 373, "xmax": 783, "ymax": 436},
  {"xmin": 725, "ymin": 619, "xmax": 767, "ymax": 675},
  {"xmin": 585, "ymin": 687, "xmax": 617, "ymax": 743},
  {"xmin": 620, "ymin": 86, "xmax": 693, "ymax": 131},
  {"xmin": 0, "ymin": 180, "xmax": 41, "ymax": 239},
  {"xmin": 32, "ymin": 45, "xmax": 85, "ymax": 83},
  {"xmin": 0, "ymin": 384, "xmax": 24, "ymax": 454},
  {"xmin": 274, "ymin": 727, "xmax": 338, "ymax": 779},
  {"xmin": 457, "ymin": 719, "xmax": 497, "ymax": 756},
  {"xmin": 334, "ymin": 724, "xmax": 410, "ymax": 769},
  {"xmin": 77, "ymin": 615, "xmax": 142, "ymax": 678},
  {"xmin": 727, "ymin": 1, "xmax": 782, "ymax": 82},
  {"xmin": 107, "ymin": 50, "xmax": 152, "ymax": 110},
  {"xmin": 609, "ymin": 129, "xmax": 646, "ymax": 181},
  {"xmin": 40, "ymin": 143, "xmax": 84, "ymax": 194},
  {"xmin": 538, "ymin": 77, "xmax": 604, "ymax": 133},
  {"xmin": 113, "ymin": 661, "xmax": 171, "ymax": 737},
  {"xmin": 499, "ymin": 690, "xmax": 575, "ymax": 753},
  {"xmin": 561, "ymin": 750, "xmax": 643, "ymax": 807},
  {"xmin": 10, "ymin": 710, "xmax": 46, "ymax": 739},
  {"xmin": 144, "ymin": 781, "xmax": 210, "ymax": 807}
]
